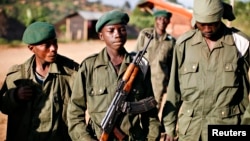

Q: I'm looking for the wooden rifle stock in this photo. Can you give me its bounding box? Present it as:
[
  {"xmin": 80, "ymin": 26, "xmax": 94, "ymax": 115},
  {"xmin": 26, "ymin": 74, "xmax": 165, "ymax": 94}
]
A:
[
  {"xmin": 100, "ymin": 127, "xmax": 126, "ymax": 141},
  {"xmin": 99, "ymin": 32, "xmax": 154, "ymax": 141}
]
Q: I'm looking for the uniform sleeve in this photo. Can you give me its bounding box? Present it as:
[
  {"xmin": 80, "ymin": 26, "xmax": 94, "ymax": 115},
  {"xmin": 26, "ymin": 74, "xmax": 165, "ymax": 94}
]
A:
[
  {"xmin": 0, "ymin": 74, "xmax": 24, "ymax": 114},
  {"xmin": 134, "ymin": 31, "xmax": 145, "ymax": 52},
  {"xmin": 162, "ymin": 44, "xmax": 182, "ymax": 137},
  {"xmin": 241, "ymin": 41, "xmax": 250, "ymax": 124},
  {"xmin": 67, "ymin": 64, "xmax": 94, "ymax": 141},
  {"xmin": 142, "ymin": 67, "xmax": 161, "ymax": 141}
]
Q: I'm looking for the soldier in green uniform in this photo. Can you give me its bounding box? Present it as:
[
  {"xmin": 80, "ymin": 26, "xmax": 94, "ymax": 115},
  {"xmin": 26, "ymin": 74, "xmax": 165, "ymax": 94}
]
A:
[
  {"xmin": 0, "ymin": 21, "xmax": 79, "ymax": 141},
  {"xmin": 134, "ymin": 10, "xmax": 176, "ymax": 120},
  {"xmin": 162, "ymin": 0, "xmax": 250, "ymax": 141},
  {"xmin": 67, "ymin": 9, "xmax": 161, "ymax": 141}
]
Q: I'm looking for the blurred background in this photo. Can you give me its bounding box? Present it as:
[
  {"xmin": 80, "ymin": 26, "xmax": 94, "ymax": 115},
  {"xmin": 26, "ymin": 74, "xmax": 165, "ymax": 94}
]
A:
[{"xmin": 0, "ymin": 0, "xmax": 249, "ymax": 46}]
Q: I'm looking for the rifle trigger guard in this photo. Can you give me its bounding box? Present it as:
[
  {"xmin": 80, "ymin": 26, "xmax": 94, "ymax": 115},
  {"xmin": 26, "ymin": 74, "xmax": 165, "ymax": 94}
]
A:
[
  {"xmin": 121, "ymin": 101, "xmax": 131, "ymax": 113},
  {"xmin": 119, "ymin": 97, "xmax": 157, "ymax": 114}
]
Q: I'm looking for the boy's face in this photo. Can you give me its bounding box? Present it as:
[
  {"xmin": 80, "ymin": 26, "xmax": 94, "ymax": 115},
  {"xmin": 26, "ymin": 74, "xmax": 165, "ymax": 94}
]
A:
[{"xmin": 98, "ymin": 24, "xmax": 127, "ymax": 50}]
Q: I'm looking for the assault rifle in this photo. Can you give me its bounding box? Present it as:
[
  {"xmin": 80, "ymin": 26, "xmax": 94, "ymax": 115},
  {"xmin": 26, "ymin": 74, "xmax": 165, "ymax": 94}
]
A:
[{"xmin": 99, "ymin": 32, "xmax": 154, "ymax": 141}]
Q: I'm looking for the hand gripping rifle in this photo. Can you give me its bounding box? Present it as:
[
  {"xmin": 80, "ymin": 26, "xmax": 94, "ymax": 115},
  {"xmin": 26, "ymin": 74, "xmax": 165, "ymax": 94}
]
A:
[{"xmin": 99, "ymin": 32, "xmax": 155, "ymax": 141}]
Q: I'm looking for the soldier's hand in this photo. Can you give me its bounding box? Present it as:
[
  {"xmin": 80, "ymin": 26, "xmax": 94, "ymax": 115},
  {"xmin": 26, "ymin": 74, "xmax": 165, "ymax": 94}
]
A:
[
  {"xmin": 164, "ymin": 134, "xmax": 178, "ymax": 141},
  {"xmin": 15, "ymin": 86, "xmax": 34, "ymax": 102}
]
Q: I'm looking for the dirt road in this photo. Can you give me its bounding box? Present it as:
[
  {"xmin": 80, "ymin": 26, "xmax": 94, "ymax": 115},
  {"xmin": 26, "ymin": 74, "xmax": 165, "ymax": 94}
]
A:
[{"xmin": 0, "ymin": 40, "xmax": 136, "ymax": 141}]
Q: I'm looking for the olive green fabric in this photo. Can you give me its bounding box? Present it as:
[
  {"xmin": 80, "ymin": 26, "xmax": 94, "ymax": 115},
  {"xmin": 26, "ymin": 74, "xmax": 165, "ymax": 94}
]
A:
[
  {"xmin": 22, "ymin": 21, "xmax": 56, "ymax": 45},
  {"xmin": 134, "ymin": 28, "xmax": 175, "ymax": 111},
  {"xmin": 67, "ymin": 48, "xmax": 161, "ymax": 141},
  {"xmin": 153, "ymin": 10, "xmax": 172, "ymax": 19},
  {"xmin": 193, "ymin": 0, "xmax": 223, "ymax": 23},
  {"xmin": 0, "ymin": 55, "xmax": 79, "ymax": 141},
  {"xmin": 191, "ymin": 1, "xmax": 235, "ymax": 27},
  {"xmin": 162, "ymin": 23, "xmax": 250, "ymax": 141},
  {"xmin": 95, "ymin": 9, "xmax": 129, "ymax": 32}
]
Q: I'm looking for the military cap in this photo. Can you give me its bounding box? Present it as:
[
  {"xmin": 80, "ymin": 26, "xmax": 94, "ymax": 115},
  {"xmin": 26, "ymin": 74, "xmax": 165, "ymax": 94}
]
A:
[
  {"xmin": 153, "ymin": 10, "xmax": 172, "ymax": 19},
  {"xmin": 95, "ymin": 9, "xmax": 129, "ymax": 32},
  {"xmin": 22, "ymin": 21, "xmax": 56, "ymax": 45},
  {"xmin": 193, "ymin": 0, "xmax": 223, "ymax": 23}
]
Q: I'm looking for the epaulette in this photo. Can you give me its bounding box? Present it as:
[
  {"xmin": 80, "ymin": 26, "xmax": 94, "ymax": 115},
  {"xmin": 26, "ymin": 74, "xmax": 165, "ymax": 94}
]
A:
[
  {"xmin": 80, "ymin": 53, "xmax": 98, "ymax": 65},
  {"xmin": 84, "ymin": 53, "xmax": 98, "ymax": 61},
  {"xmin": 176, "ymin": 29, "xmax": 196, "ymax": 45},
  {"xmin": 6, "ymin": 64, "xmax": 21, "ymax": 76}
]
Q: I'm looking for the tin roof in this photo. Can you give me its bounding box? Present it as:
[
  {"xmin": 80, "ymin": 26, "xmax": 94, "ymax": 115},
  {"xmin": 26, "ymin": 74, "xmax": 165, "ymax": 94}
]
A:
[{"xmin": 77, "ymin": 10, "xmax": 104, "ymax": 20}]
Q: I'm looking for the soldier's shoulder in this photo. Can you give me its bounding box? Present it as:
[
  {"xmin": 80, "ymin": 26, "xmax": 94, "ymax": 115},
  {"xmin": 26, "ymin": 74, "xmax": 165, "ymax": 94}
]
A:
[
  {"xmin": 176, "ymin": 29, "xmax": 196, "ymax": 45},
  {"xmin": 6, "ymin": 64, "xmax": 22, "ymax": 76},
  {"xmin": 84, "ymin": 53, "xmax": 98, "ymax": 61},
  {"xmin": 80, "ymin": 53, "xmax": 98, "ymax": 65},
  {"xmin": 231, "ymin": 27, "xmax": 250, "ymax": 40},
  {"xmin": 140, "ymin": 28, "xmax": 154, "ymax": 34},
  {"xmin": 142, "ymin": 27, "xmax": 154, "ymax": 32},
  {"xmin": 57, "ymin": 55, "xmax": 79, "ymax": 71}
]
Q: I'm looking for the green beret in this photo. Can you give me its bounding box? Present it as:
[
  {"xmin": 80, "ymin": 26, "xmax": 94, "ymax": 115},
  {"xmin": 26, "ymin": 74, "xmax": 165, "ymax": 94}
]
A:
[
  {"xmin": 95, "ymin": 9, "xmax": 129, "ymax": 32},
  {"xmin": 22, "ymin": 21, "xmax": 56, "ymax": 45},
  {"xmin": 153, "ymin": 10, "xmax": 172, "ymax": 19}
]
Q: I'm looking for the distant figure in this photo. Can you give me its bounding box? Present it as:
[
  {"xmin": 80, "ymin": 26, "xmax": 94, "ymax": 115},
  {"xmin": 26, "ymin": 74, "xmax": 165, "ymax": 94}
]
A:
[
  {"xmin": 162, "ymin": 0, "xmax": 250, "ymax": 141},
  {"xmin": 134, "ymin": 10, "xmax": 176, "ymax": 120},
  {"xmin": 67, "ymin": 9, "xmax": 161, "ymax": 141},
  {"xmin": 0, "ymin": 21, "xmax": 79, "ymax": 141}
]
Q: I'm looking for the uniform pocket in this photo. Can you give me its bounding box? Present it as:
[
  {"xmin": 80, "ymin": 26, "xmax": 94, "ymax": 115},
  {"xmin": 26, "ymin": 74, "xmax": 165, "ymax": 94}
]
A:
[
  {"xmin": 89, "ymin": 86, "xmax": 107, "ymax": 96},
  {"xmin": 87, "ymin": 85, "xmax": 108, "ymax": 113},
  {"xmin": 179, "ymin": 62, "xmax": 199, "ymax": 89},
  {"xmin": 178, "ymin": 105, "xmax": 193, "ymax": 135},
  {"xmin": 214, "ymin": 105, "xmax": 241, "ymax": 124},
  {"xmin": 222, "ymin": 63, "xmax": 239, "ymax": 87},
  {"xmin": 216, "ymin": 105, "xmax": 241, "ymax": 119}
]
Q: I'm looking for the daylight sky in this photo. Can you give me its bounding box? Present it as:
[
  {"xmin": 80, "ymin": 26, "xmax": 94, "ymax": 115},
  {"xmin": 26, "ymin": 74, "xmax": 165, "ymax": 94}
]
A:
[
  {"xmin": 88, "ymin": 0, "xmax": 194, "ymax": 9},
  {"xmin": 88, "ymin": 0, "xmax": 250, "ymax": 9}
]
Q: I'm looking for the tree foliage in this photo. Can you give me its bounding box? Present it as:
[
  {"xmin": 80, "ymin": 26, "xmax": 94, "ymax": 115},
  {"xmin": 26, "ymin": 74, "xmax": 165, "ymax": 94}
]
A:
[
  {"xmin": 231, "ymin": 1, "xmax": 250, "ymax": 36},
  {"xmin": 129, "ymin": 7, "xmax": 154, "ymax": 31}
]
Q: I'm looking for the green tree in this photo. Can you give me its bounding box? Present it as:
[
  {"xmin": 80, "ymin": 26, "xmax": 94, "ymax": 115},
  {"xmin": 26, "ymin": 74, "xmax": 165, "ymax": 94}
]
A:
[
  {"xmin": 130, "ymin": 7, "xmax": 154, "ymax": 30},
  {"xmin": 231, "ymin": 1, "xmax": 250, "ymax": 36}
]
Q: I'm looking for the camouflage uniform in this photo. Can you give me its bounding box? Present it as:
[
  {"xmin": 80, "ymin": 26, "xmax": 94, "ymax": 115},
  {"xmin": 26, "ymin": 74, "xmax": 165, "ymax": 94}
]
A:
[
  {"xmin": 162, "ymin": 23, "xmax": 250, "ymax": 141},
  {"xmin": 0, "ymin": 55, "xmax": 79, "ymax": 141},
  {"xmin": 67, "ymin": 48, "xmax": 161, "ymax": 141}
]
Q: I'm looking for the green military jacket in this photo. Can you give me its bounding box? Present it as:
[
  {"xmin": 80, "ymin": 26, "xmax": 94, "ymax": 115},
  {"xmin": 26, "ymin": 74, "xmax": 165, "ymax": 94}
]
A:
[
  {"xmin": 134, "ymin": 28, "xmax": 175, "ymax": 108},
  {"xmin": 0, "ymin": 54, "xmax": 79, "ymax": 141},
  {"xmin": 67, "ymin": 48, "xmax": 161, "ymax": 141},
  {"xmin": 162, "ymin": 23, "xmax": 250, "ymax": 141}
]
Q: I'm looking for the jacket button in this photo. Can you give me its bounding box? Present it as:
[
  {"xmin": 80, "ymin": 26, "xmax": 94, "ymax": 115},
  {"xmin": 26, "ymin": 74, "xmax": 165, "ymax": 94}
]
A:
[{"xmin": 221, "ymin": 111, "xmax": 225, "ymax": 115}]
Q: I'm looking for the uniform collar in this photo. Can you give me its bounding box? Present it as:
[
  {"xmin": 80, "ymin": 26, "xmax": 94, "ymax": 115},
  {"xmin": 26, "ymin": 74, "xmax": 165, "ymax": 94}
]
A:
[
  {"xmin": 93, "ymin": 47, "xmax": 131, "ymax": 76},
  {"xmin": 153, "ymin": 30, "xmax": 171, "ymax": 41},
  {"xmin": 191, "ymin": 23, "xmax": 234, "ymax": 47},
  {"xmin": 25, "ymin": 55, "xmax": 61, "ymax": 74},
  {"xmin": 94, "ymin": 47, "xmax": 131, "ymax": 68}
]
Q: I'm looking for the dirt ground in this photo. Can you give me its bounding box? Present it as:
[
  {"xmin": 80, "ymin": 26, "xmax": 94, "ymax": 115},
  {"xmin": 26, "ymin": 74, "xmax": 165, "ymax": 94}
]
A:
[{"xmin": 0, "ymin": 40, "xmax": 136, "ymax": 141}]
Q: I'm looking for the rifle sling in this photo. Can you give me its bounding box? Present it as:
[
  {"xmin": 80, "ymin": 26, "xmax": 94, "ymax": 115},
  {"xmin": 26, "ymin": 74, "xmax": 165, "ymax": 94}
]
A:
[{"xmin": 120, "ymin": 96, "xmax": 157, "ymax": 114}]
